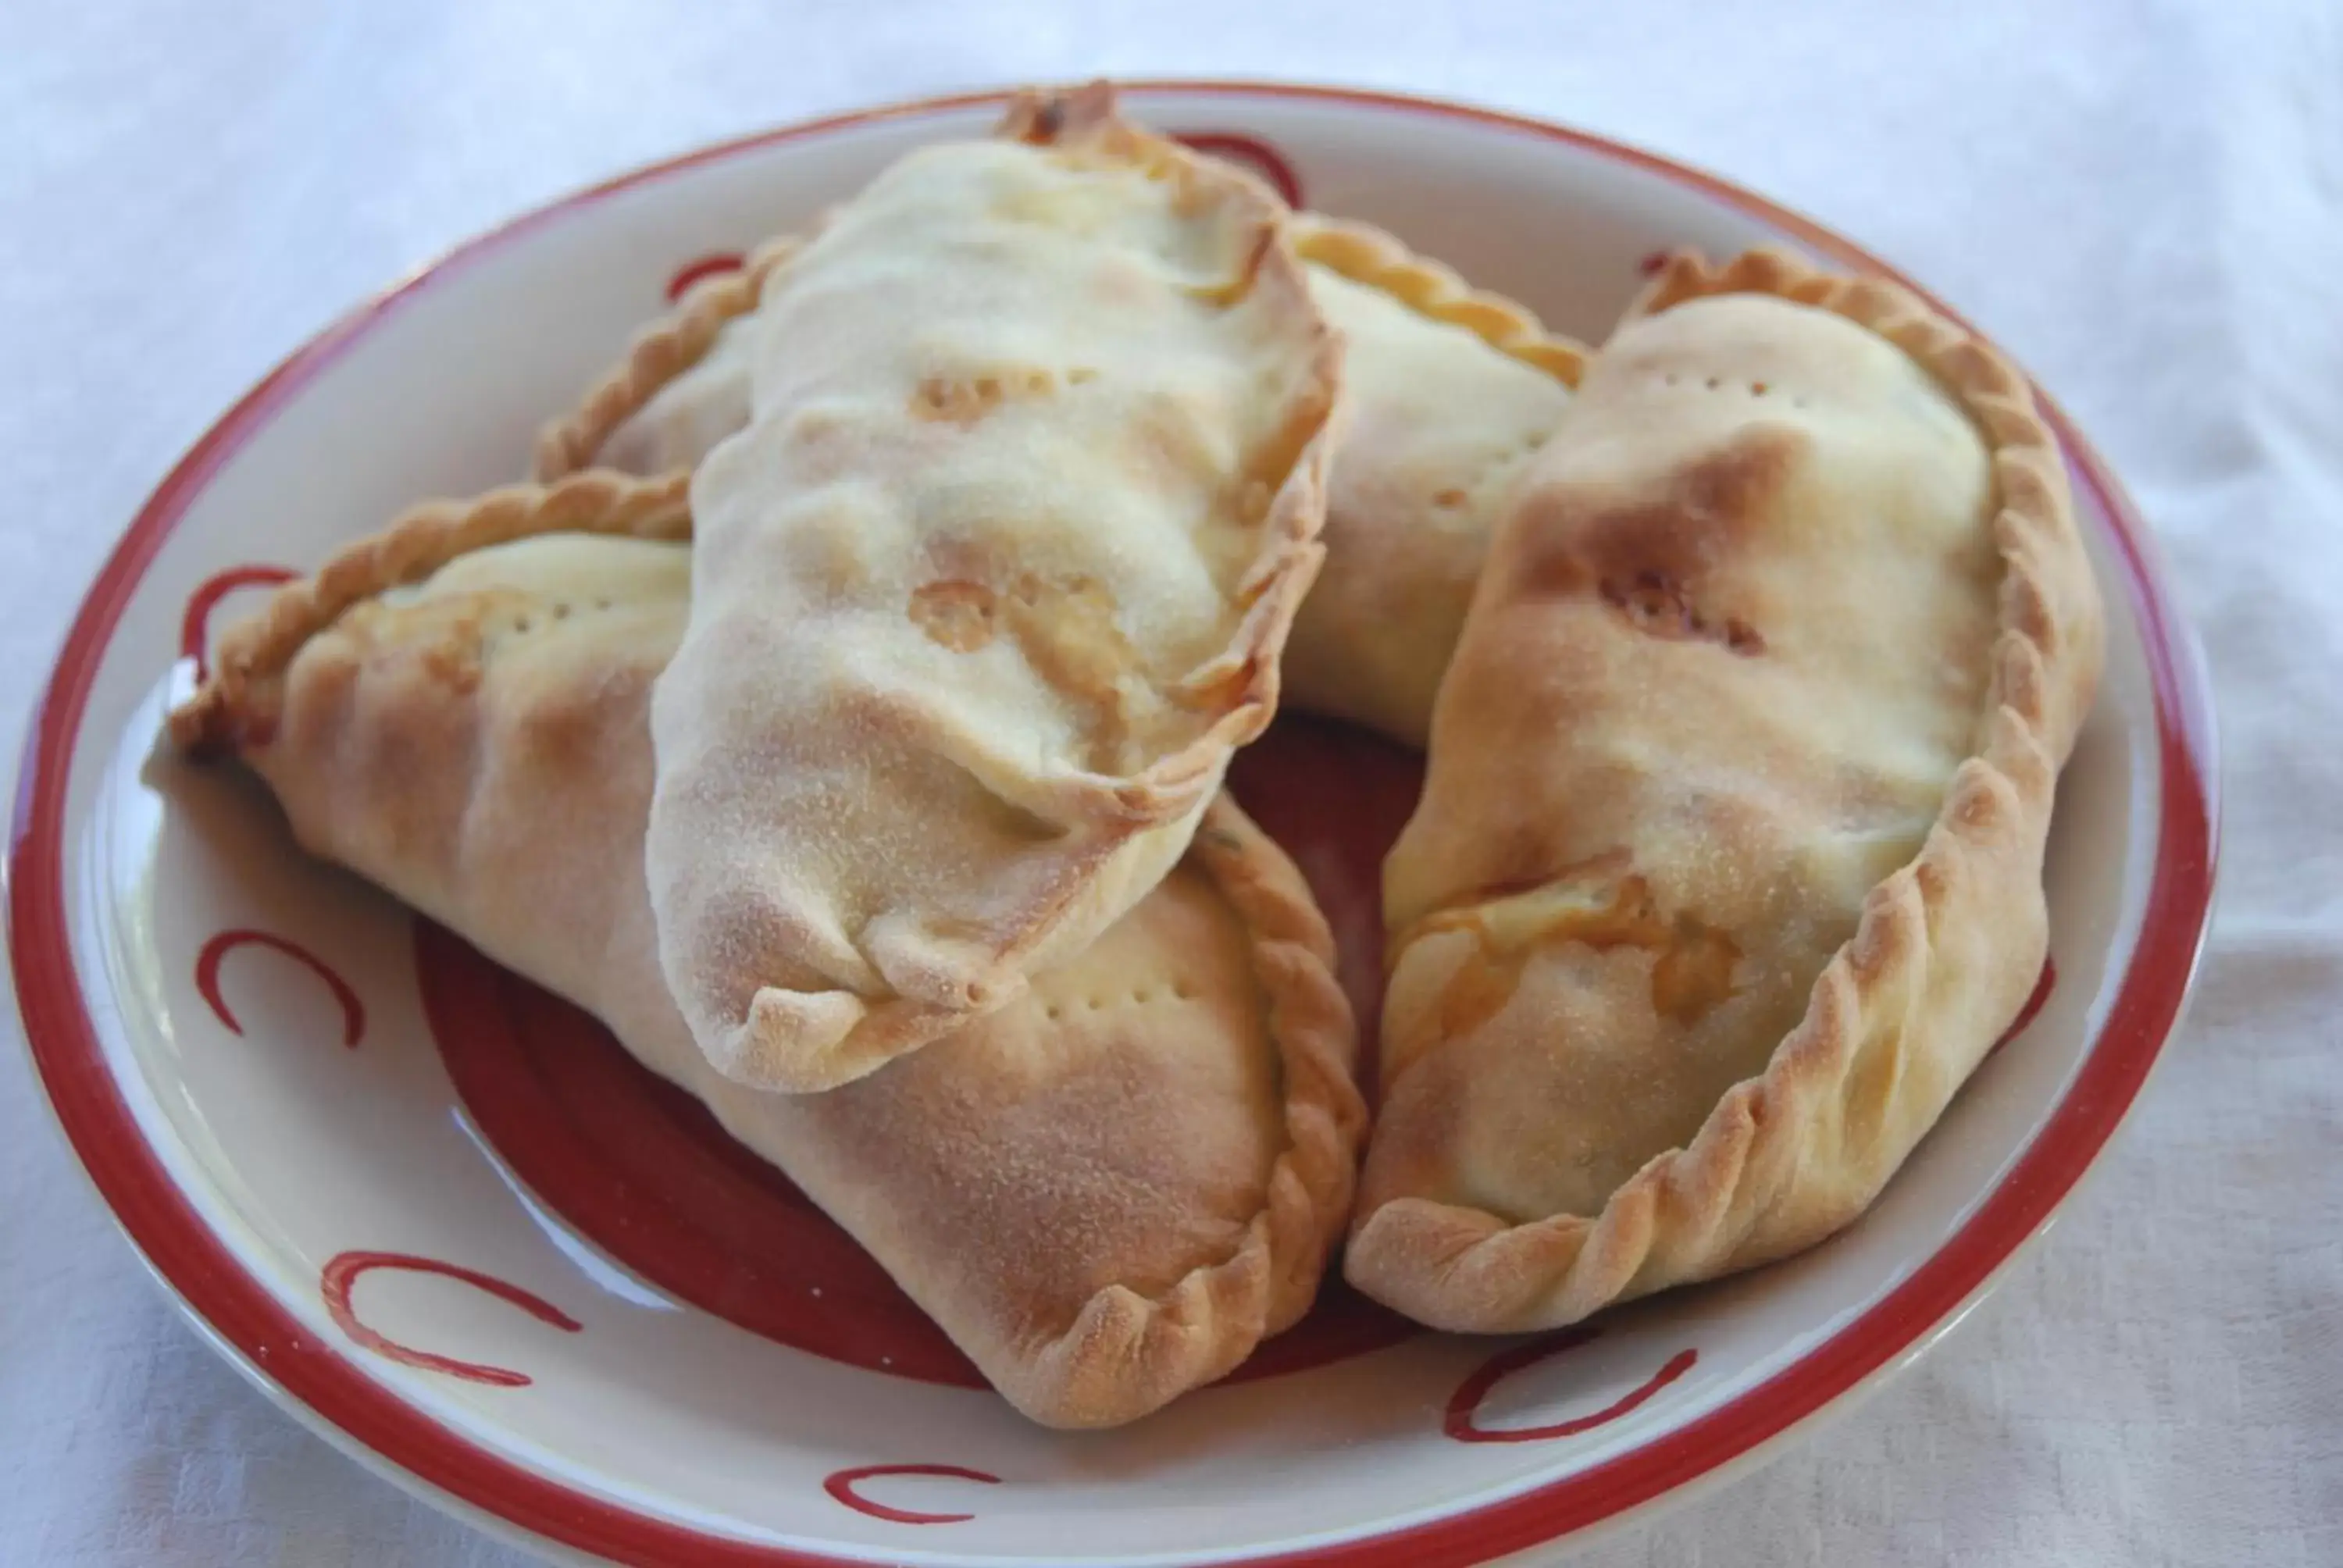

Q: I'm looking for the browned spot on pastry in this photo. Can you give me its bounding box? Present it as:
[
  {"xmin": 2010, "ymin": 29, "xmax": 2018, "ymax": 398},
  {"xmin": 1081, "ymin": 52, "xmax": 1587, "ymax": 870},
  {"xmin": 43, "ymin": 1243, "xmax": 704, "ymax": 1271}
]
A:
[
  {"xmin": 1650, "ymin": 919, "xmax": 1743, "ymax": 1025},
  {"xmin": 1432, "ymin": 486, "xmax": 1469, "ymax": 508},
  {"xmin": 515, "ymin": 661, "xmax": 653, "ymax": 774},
  {"xmin": 908, "ymin": 579, "xmax": 999, "ymax": 652},
  {"xmin": 998, "ymin": 572, "xmax": 1173, "ymax": 771},
  {"xmin": 912, "ymin": 557, "xmax": 1175, "ymax": 770},
  {"xmin": 375, "ymin": 588, "xmax": 555, "ymax": 695},
  {"xmin": 1597, "ymin": 569, "xmax": 1763, "ymax": 657},
  {"xmin": 1509, "ymin": 428, "xmax": 1801, "ymax": 607},
  {"xmin": 1007, "ymin": 576, "xmax": 1139, "ymax": 699},
  {"xmin": 1673, "ymin": 428, "xmax": 1798, "ymax": 533},
  {"xmin": 395, "ymin": 622, "xmax": 487, "ymax": 697},
  {"xmin": 1413, "ymin": 867, "xmax": 1743, "ymax": 1039},
  {"xmin": 909, "ymin": 369, "xmax": 1057, "ymax": 428}
]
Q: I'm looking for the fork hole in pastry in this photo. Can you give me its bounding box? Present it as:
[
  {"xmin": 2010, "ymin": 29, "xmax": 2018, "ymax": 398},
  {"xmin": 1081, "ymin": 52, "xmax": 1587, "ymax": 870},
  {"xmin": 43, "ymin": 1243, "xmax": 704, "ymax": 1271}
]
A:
[{"xmin": 1432, "ymin": 486, "xmax": 1469, "ymax": 509}]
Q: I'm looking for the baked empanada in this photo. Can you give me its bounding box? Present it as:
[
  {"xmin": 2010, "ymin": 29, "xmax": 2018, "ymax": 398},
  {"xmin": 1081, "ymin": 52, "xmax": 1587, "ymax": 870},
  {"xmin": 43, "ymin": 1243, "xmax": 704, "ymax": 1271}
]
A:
[
  {"xmin": 1282, "ymin": 219, "xmax": 1582, "ymax": 744},
  {"xmin": 538, "ymin": 216, "xmax": 1582, "ymax": 749},
  {"xmin": 1348, "ymin": 249, "xmax": 2104, "ymax": 1333},
  {"xmin": 647, "ymin": 86, "xmax": 1342, "ymax": 1091},
  {"xmin": 169, "ymin": 491, "xmax": 1364, "ymax": 1430}
]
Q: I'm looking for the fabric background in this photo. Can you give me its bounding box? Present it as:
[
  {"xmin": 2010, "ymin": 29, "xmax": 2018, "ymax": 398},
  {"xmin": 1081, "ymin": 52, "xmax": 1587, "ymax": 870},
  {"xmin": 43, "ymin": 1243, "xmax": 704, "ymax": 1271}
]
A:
[{"xmin": 4, "ymin": 2, "xmax": 2336, "ymax": 1563}]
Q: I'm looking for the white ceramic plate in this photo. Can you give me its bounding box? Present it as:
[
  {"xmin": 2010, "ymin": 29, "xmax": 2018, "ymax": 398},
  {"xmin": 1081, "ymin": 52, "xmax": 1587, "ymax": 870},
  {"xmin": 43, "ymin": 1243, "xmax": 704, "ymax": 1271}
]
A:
[{"xmin": 9, "ymin": 83, "xmax": 2217, "ymax": 1567}]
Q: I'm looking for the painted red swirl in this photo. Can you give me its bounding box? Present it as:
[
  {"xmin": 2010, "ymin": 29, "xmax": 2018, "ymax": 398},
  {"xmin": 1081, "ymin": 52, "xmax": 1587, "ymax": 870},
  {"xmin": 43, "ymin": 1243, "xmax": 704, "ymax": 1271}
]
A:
[
  {"xmin": 1446, "ymin": 1327, "xmax": 1698, "ymax": 1444},
  {"xmin": 665, "ymin": 251, "xmax": 745, "ymax": 302},
  {"xmin": 196, "ymin": 928, "xmax": 365, "ymax": 1048},
  {"xmin": 822, "ymin": 1463, "xmax": 1001, "ymax": 1525},
  {"xmin": 321, "ymin": 1251, "xmax": 582, "ymax": 1388},
  {"xmin": 180, "ymin": 565, "xmax": 296, "ymax": 681},
  {"xmin": 1173, "ymin": 132, "xmax": 1303, "ymax": 208}
]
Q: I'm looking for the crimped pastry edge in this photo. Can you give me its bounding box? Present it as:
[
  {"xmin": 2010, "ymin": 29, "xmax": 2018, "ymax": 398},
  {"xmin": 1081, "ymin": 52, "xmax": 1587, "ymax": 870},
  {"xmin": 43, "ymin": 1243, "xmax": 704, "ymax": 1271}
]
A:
[
  {"xmin": 1008, "ymin": 793, "xmax": 1367, "ymax": 1427},
  {"xmin": 169, "ymin": 468, "xmax": 691, "ymax": 754},
  {"xmin": 1345, "ymin": 246, "xmax": 2108, "ymax": 1332},
  {"xmin": 536, "ymin": 208, "xmax": 1589, "ymax": 488},
  {"xmin": 531, "ymin": 234, "xmax": 802, "ymax": 482},
  {"xmin": 1292, "ymin": 214, "xmax": 1589, "ymax": 387}
]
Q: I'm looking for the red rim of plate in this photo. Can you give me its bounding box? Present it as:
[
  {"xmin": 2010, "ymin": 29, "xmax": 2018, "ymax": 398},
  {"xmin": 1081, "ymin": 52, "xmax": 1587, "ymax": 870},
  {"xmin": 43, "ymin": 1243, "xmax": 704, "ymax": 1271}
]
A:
[{"xmin": 5, "ymin": 80, "xmax": 2220, "ymax": 1568}]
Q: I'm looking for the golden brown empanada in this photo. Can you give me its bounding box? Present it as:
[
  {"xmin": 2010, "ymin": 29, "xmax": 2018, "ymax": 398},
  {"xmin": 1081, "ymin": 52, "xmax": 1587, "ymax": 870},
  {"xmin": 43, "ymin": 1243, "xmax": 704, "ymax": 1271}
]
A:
[
  {"xmin": 169, "ymin": 493, "xmax": 1364, "ymax": 1430},
  {"xmin": 537, "ymin": 215, "xmax": 1582, "ymax": 749},
  {"xmin": 647, "ymin": 86, "xmax": 1342, "ymax": 1092},
  {"xmin": 1283, "ymin": 219, "xmax": 1582, "ymax": 744},
  {"xmin": 1348, "ymin": 249, "xmax": 2104, "ymax": 1333}
]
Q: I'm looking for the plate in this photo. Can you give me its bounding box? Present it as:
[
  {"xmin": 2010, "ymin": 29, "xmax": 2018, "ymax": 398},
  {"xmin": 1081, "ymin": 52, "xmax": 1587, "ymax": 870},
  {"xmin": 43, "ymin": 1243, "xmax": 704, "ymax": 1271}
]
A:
[{"xmin": 6, "ymin": 82, "xmax": 2217, "ymax": 1567}]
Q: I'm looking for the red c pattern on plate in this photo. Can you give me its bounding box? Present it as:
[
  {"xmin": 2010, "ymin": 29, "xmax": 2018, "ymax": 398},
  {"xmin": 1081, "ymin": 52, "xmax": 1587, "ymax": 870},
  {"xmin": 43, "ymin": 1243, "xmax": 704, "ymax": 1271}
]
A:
[
  {"xmin": 322, "ymin": 1251, "xmax": 582, "ymax": 1388},
  {"xmin": 1173, "ymin": 132, "xmax": 1303, "ymax": 207},
  {"xmin": 1445, "ymin": 1328, "xmax": 1699, "ymax": 1445},
  {"xmin": 822, "ymin": 1464, "xmax": 1002, "ymax": 1526},
  {"xmin": 665, "ymin": 252, "xmax": 746, "ymax": 301},
  {"xmin": 180, "ymin": 565, "xmax": 297, "ymax": 681},
  {"xmin": 196, "ymin": 928, "xmax": 366, "ymax": 1048}
]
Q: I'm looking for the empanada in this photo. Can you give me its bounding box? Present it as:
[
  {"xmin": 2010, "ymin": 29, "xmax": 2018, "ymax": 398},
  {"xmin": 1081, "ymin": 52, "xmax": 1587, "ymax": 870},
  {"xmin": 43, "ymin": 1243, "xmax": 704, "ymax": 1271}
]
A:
[
  {"xmin": 647, "ymin": 86, "xmax": 1343, "ymax": 1091},
  {"xmin": 169, "ymin": 487, "xmax": 1364, "ymax": 1430},
  {"xmin": 1282, "ymin": 219, "xmax": 1582, "ymax": 744},
  {"xmin": 1348, "ymin": 249, "xmax": 2104, "ymax": 1333},
  {"xmin": 538, "ymin": 215, "xmax": 1583, "ymax": 748}
]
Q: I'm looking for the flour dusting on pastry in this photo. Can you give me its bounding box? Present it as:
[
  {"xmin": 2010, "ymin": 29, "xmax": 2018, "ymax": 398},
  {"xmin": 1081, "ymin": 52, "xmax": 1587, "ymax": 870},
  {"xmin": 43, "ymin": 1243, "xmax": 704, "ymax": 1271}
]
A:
[
  {"xmin": 1349, "ymin": 251, "xmax": 2102, "ymax": 1334},
  {"xmin": 180, "ymin": 523, "xmax": 1361, "ymax": 1431},
  {"xmin": 646, "ymin": 87, "xmax": 1341, "ymax": 1092}
]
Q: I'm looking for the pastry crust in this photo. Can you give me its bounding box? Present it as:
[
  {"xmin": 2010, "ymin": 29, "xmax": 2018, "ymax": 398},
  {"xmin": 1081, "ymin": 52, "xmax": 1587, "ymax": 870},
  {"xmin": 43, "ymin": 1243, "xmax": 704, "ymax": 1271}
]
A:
[
  {"xmin": 533, "ymin": 207, "xmax": 1587, "ymax": 748},
  {"xmin": 531, "ymin": 235, "xmax": 801, "ymax": 483},
  {"xmin": 1290, "ymin": 216, "xmax": 1587, "ymax": 384},
  {"xmin": 180, "ymin": 521, "xmax": 1364, "ymax": 1429},
  {"xmin": 1346, "ymin": 248, "xmax": 2105, "ymax": 1332},
  {"xmin": 169, "ymin": 467, "xmax": 690, "ymax": 754},
  {"xmin": 1284, "ymin": 217, "xmax": 1585, "ymax": 743},
  {"xmin": 645, "ymin": 84, "xmax": 1343, "ymax": 1092}
]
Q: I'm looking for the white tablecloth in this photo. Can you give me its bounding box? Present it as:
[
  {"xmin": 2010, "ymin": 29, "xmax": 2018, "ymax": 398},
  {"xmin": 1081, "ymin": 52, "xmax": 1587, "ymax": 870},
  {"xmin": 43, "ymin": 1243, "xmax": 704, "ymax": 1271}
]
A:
[{"xmin": 4, "ymin": 3, "xmax": 2337, "ymax": 1563}]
